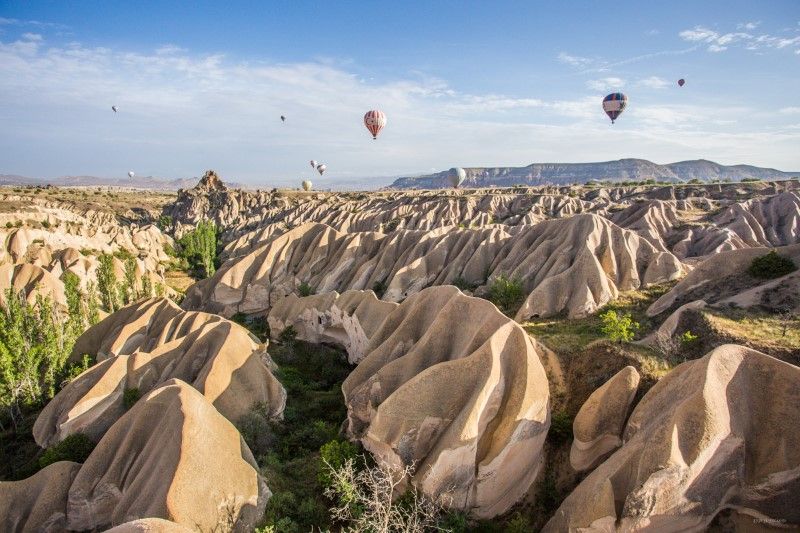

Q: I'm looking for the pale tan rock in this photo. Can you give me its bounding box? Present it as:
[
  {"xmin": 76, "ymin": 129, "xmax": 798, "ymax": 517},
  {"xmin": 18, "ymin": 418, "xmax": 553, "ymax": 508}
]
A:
[
  {"xmin": 65, "ymin": 379, "xmax": 268, "ymax": 532},
  {"xmin": 569, "ymin": 366, "xmax": 640, "ymax": 472},
  {"xmin": 342, "ymin": 286, "xmax": 550, "ymax": 518},
  {"xmin": 268, "ymin": 289, "xmax": 398, "ymax": 363},
  {"xmin": 648, "ymin": 244, "xmax": 800, "ymax": 316},
  {"xmin": 0, "ymin": 461, "xmax": 81, "ymax": 533},
  {"xmin": 34, "ymin": 298, "xmax": 285, "ymax": 447},
  {"xmin": 545, "ymin": 345, "xmax": 800, "ymax": 531},
  {"xmin": 105, "ymin": 518, "xmax": 195, "ymax": 533}
]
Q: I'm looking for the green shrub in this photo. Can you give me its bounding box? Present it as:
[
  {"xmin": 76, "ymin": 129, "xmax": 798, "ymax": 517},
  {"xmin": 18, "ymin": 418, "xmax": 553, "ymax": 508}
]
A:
[
  {"xmin": 599, "ymin": 310, "xmax": 640, "ymax": 343},
  {"xmin": 747, "ymin": 251, "xmax": 797, "ymax": 279},
  {"xmin": 237, "ymin": 405, "xmax": 275, "ymax": 459},
  {"xmin": 41, "ymin": 219, "xmax": 50, "ymax": 228},
  {"xmin": 278, "ymin": 325, "xmax": 297, "ymax": 344},
  {"xmin": 548, "ymin": 410, "xmax": 573, "ymax": 445},
  {"xmin": 297, "ymin": 282, "xmax": 315, "ymax": 297},
  {"xmin": 318, "ymin": 439, "xmax": 358, "ymax": 488},
  {"xmin": 452, "ymin": 276, "xmax": 480, "ymax": 292},
  {"xmin": 5, "ymin": 222, "xmax": 12, "ymax": 229},
  {"xmin": 123, "ymin": 387, "xmax": 141, "ymax": 409},
  {"xmin": 38, "ymin": 433, "xmax": 95, "ymax": 469},
  {"xmin": 488, "ymin": 274, "xmax": 525, "ymax": 317},
  {"xmin": 372, "ymin": 279, "xmax": 388, "ymax": 298},
  {"xmin": 439, "ymin": 510, "xmax": 470, "ymax": 533},
  {"xmin": 680, "ymin": 330, "xmax": 699, "ymax": 344}
]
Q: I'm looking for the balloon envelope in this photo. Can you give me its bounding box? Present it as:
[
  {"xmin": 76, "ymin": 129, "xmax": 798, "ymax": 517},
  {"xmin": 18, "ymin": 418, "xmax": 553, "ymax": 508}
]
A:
[
  {"xmin": 448, "ymin": 167, "xmax": 466, "ymax": 188},
  {"xmin": 280, "ymin": 115, "xmax": 286, "ymax": 121},
  {"xmin": 310, "ymin": 160, "xmax": 317, "ymax": 169},
  {"xmin": 364, "ymin": 110, "xmax": 387, "ymax": 139},
  {"xmin": 128, "ymin": 171, "xmax": 135, "ymax": 178},
  {"xmin": 678, "ymin": 79, "xmax": 685, "ymax": 87},
  {"xmin": 112, "ymin": 106, "xmax": 118, "ymax": 112},
  {"xmin": 602, "ymin": 93, "xmax": 628, "ymax": 123},
  {"xmin": 301, "ymin": 180, "xmax": 312, "ymax": 191},
  {"xmin": 316, "ymin": 164, "xmax": 327, "ymax": 176}
]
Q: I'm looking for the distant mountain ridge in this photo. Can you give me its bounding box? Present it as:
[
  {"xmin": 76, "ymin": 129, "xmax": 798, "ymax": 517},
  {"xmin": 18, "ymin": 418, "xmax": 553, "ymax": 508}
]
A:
[
  {"xmin": 388, "ymin": 159, "xmax": 800, "ymax": 189},
  {"xmin": 0, "ymin": 174, "xmax": 243, "ymax": 190}
]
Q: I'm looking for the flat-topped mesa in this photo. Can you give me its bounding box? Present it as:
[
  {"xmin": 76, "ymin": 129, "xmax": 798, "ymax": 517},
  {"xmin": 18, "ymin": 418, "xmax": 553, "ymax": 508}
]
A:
[
  {"xmin": 33, "ymin": 297, "xmax": 285, "ymax": 448},
  {"xmin": 342, "ymin": 286, "xmax": 551, "ymax": 518},
  {"xmin": 545, "ymin": 345, "xmax": 800, "ymax": 531}
]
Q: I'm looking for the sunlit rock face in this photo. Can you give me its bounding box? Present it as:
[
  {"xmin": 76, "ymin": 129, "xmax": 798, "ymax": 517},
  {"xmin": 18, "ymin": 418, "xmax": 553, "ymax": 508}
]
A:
[
  {"xmin": 545, "ymin": 345, "xmax": 800, "ymax": 532},
  {"xmin": 341, "ymin": 286, "xmax": 551, "ymax": 518}
]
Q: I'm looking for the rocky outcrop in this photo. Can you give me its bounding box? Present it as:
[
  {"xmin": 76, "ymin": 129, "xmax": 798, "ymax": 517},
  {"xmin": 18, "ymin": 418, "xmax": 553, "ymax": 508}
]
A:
[
  {"xmin": 34, "ymin": 298, "xmax": 285, "ymax": 447},
  {"xmin": 545, "ymin": 345, "xmax": 800, "ymax": 531},
  {"xmin": 268, "ymin": 289, "xmax": 398, "ymax": 363},
  {"xmin": 105, "ymin": 518, "xmax": 194, "ymax": 533},
  {"xmin": 569, "ymin": 366, "xmax": 640, "ymax": 472},
  {"xmin": 65, "ymin": 379, "xmax": 268, "ymax": 532},
  {"xmin": 648, "ymin": 244, "xmax": 800, "ymax": 316},
  {"xmin": 713, "ymin": 191, "xmax": 800, "ymax": 248},
  {"xmin": 342, "ymin": 286, "xmax": 550, "ymax": 518},
  {"xmin": 184, "ymin": 215, "xmax": 684, "ymax": 320},
  {"xmin": 0, "ymin": 461, "xmax": 81, "ymax": 533}
]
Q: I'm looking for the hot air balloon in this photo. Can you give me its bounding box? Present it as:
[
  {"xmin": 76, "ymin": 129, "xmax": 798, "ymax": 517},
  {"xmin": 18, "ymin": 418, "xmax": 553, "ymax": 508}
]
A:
[
  {"xmin": 310, "ymin": 160, "xmax": 317, "ymax": 170},
  {"xmin": 678, "ymin": 79, "xmax": 685, "ymax": 87},
  {"xmin": 112, "ymin": 106, "xmax": 118, "ymax": 113},
  {"xmin": 128, "ymin": 171, "xmax": 135, "ymax": 178},
  {"xmin": 602, "ymin": 93, "xmax": 628, "ymax": 124},
  {"xmin": 448, "ymin": 167, "xmax": 466, "ymax": 188},
  {"xmin": 364, "ymin": 110, "xmax": 387, "ymax": 140},
  {"xmin": 316, "ymin": 164, "xmax": 327, "ymax": 176},
  {"xmin": 301, "ymin": 180, "xmax": 312, "ymax": 191},
  {"xmin": 280, "ymin": 115, "xmax": 286, "ymax": 122}
]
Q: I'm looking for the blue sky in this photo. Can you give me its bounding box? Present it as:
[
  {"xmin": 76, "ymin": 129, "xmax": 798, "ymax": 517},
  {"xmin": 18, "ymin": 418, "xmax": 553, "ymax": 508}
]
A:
[{"xmin": 1, "ymin": 0, "xmax": 799, "ymax": 187}]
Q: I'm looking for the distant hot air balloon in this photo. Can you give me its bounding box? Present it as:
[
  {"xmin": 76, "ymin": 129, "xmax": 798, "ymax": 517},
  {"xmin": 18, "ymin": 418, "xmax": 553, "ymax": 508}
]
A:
[
  {"xmin": 280, "ymin": 115, "xmax": 286, "ymax": 122},
  {"xmin": 316, "ymin": 164, "xmax": 327, "ymax": 176},
  {"xmin": 448, "ymin": 167, "xmax": 466, "ymax": 188},
  {"xmin": 301, "ymin": 180, "xmax": 313, "ymax": 191},
  {"xmin": 112, "ymin": 106, "xmax": 118, "ymax": 113},
  {"xmin": 602, "ymin": 93, "xmax": 628, "ymax": 124},
  {"xmin": 678, "ymin": 79, "xmax": 685, "ymax": 87},
  {"xmin": 310, "ymin": 160, "xmax": 317, "ymax": 170},
  {"xmin": 128, "ymin": 171, "xmax": 135, "ymax": 178},
  {"xmin": 364, "ymin": 110, "xmax": 387, "ymax": 140}
]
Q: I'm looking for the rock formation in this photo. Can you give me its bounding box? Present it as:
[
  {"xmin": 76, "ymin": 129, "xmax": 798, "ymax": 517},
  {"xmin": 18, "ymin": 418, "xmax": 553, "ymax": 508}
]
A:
[
  {"xmin": 33, "ymin": 298, "xmax": 285, "ymax": 447},
  {"xmin": 342, "ymin": 286, "xmax": 550, "ymax": 518},
  {"xmin": 648, "ymin": 244, "xmax": 800, "ymax": 316},
  {"xmin": 0, "ymin": 461, "xmax": 81, "ymax": 533},
  {"xmin": 569, "ymin": 366, "xmax": 640, "ymax": 472},
  {"xmin": 268, "ymin": 289, "xmax": 398, "ymax": 363},
  {"xmin": 65, "ymin": 379, "xmax": 267, "ymax": 531},
  {"xmin": 545, "ymin": 345, "xmax": 800, "ymax": 531},
  {"xmin": 184, "ymin": 215, "xmax": 684, "ymax": 320}
]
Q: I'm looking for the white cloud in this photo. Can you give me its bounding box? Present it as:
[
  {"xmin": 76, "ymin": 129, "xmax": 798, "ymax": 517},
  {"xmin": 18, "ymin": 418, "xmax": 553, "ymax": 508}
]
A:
[
  {"xmin": 680, "ymin": 24, "xmax": 800, "ymax": 54},
  {"xmin": 21, "ymin": 33, "xmax": 42, "ymax": 41},
  {"xmin": 637, "ymin": 76, "xmax": 669, "ymax": 89},
  {"xmin": 738, "ymin": 21, "xmax": 760, "ymax": 30},
  {"xmin": 679, "ymin": 27, "xmax": 719, "ymax": 42},
  {"xmin": 557, "ymin": 52, "xmax": 592, "ymax": 67},
  {"xmin": 0, "ymin": 37, "xmax": 797, "ymax": 184},
  {"xmin": 586, "ymin": 77, "xmax": 625, "ymax": 91},
  {"xmin": 780, "ymin": 107, "xmax": 800, "ymax": 114}
]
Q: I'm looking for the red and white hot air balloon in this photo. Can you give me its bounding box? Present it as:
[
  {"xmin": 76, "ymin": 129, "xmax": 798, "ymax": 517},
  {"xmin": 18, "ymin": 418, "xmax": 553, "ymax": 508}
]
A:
[
  {"xmin": 364, "ymin": 110, "xmax": 387, "ymax": 140},
  {"xmin": 678, "ymin": 78, "xmax": 685, "ymax": 87}
]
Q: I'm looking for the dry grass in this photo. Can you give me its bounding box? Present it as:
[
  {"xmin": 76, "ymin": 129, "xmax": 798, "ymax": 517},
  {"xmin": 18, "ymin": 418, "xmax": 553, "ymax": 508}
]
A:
[{"xmin": 704, "ymin": 308, "xmax": 800, "ymax": 350}]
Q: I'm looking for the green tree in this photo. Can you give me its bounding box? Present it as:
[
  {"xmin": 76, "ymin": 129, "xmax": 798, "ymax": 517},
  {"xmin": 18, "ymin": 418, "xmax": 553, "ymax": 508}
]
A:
[
  {"xmin": 747, "ymin": 250, "xmax": 797, "ymax": 279},
  {"xmin": 599, "ymin": 309, "xmax": 640, "ymax": 343},
  {"xmin": 0, "ymin": 291, "xmax": 76, "ymax": 429},
  {"xmin": 97, "ymin": 253, "xmax": 119, "ymax": 311},
  {"xmin": 178, "ymin": 221, "xmax": 218, "ymax": 279}
]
